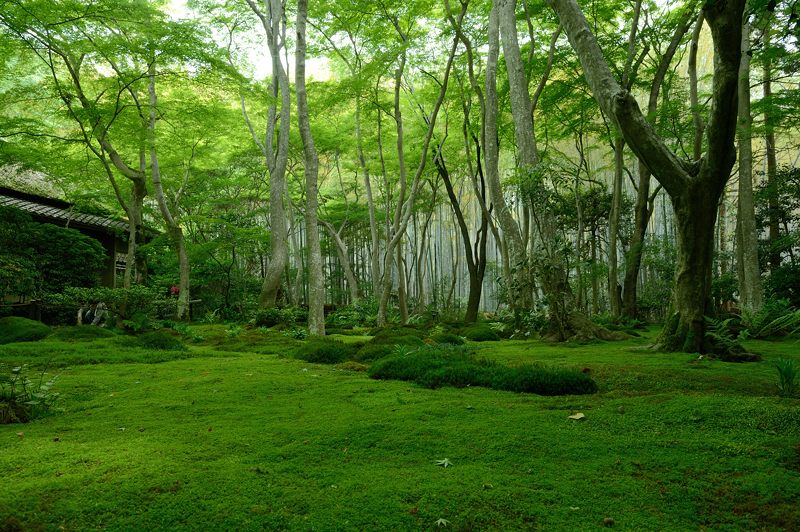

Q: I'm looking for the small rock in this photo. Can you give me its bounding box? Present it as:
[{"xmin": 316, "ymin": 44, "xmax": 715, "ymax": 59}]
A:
[
  {"xmin": 16, "ymin": 432, "xmax": 24, "ymax": 438},
  {"xmin": 603, "ymin": 517, "xmax": 615, "ymax": 527},
  {"xmin": 53, "ymin": 437, "xmax": 60, "ymax": 442}
]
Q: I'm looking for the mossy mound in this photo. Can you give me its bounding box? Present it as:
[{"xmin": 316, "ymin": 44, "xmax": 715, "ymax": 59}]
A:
[{"xmin": 0, "ymin": 317, "xmax": 51, "ymax": 344}]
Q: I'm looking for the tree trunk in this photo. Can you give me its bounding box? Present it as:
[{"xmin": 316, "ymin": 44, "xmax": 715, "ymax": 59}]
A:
[
  {"xmin": 322, "ymin": 221, "xmax": 360, "ymax": 303},
  {"xmin": 621, "ymin": 7, "xmax": 692, "ymax": 318},
  {"xmin": 249, "ymin": 0, "xmax": 291, "ymax": 309},
  {"xmin": 296, "ymin": 0, "xmax": 325, "ymax": 336},
  {"xmin": 608, "ymin": 135, "xmax": 624, "ymax": 316},
  {"xmin": 736, "ymin": 18, "xmax": 762, "ymax": 311},
  {"xmin": 147, "ymin": 63, "xmax": 190, "ymax": 320},
  {"xmin": 550, "ymin": 0, "xmax": 745, "ymax": 352},
  {"xmin": 763, "ymin": 24, "xmax": 780, "ymax": 272},
  {"xmin": 658, "ymin": 186, "xmax": 718, "ymax": 352}
]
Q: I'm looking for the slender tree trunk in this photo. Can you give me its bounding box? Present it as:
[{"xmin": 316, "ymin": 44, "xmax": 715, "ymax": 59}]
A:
[
  {"xmin": 763, "ymin": 24, "xmax": 780, "ymax": 271},
  {"xmin": 736, "ymin": 18, "xmax": 762, "ymax": 311},
  {"xmin": 147, "ymin": 63, "xmax": 190, "ymax": 320},
  {"xmin": 322, "ymin": 221, "xmax": 360, "ymax": 303},
  {"xmin": 608, "ymin": 135, "xmax": 624, "ymax": 316},
  {"xmin": 296, "ymin": 0, "xmax": 325, "ymax": 335},
  {"xmin": 247, "ymin": 0, "xmax": 291, "ymax": 308}
]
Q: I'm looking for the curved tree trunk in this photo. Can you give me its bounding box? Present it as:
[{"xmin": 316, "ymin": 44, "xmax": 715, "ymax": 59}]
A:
[{"xmin": 550, "ymin": 0, "xmax": 745, "ymax": 352}]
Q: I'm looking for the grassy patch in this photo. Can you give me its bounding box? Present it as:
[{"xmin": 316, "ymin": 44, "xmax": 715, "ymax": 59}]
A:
[{"xmin": 0, "ymin": 328, "xmax": 798, "ymax": 529}]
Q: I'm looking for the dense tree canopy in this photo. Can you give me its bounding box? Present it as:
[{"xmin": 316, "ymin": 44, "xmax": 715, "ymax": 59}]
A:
[{"xmin": 1, "ymin": 0, "xmax": 799, "ymax": 352}]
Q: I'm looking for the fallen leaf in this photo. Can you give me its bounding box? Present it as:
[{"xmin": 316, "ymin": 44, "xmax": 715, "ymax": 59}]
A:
[
  {"xmin": 16, "ymin": 432, "xmax": 24, "ymax": 438},
  {"xmin": 568, "ymin": 413, "xmax": 586, "ymax": 421},
  {"xmin": 435, "ymin": 458, "xmax": 453, "ymax": 468}
]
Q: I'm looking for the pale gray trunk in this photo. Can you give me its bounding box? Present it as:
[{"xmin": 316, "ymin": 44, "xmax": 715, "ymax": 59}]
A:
[
  {"xmin": 322, "ymin": 221, "xmax": 361, "ymax": 303},
  {"xmin": 736, "ymin": 19, "xmax": 762, "ymax": 311},
  {"xmin": 245, "ymin": 0, "xmax": 291, "ymax": 308}
]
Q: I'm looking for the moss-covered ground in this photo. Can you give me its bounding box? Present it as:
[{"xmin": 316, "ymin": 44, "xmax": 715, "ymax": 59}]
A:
[{"xmin": 1, "ymin": 325, "xmax": 798, "ymax": 530}]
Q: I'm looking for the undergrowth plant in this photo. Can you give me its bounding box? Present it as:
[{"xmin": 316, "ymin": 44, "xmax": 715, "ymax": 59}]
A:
[
  {"xmin": 0, "ymin": 364, "xmax": 59, "ymax": 423},
  {"xmin": 774, "ymin": 358, "xmax": 798, "ymax": 397}
]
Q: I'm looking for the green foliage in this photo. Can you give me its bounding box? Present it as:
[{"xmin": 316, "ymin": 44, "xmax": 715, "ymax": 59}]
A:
[
  {"xmin": 703, "ymin": 317, "xmax": 760, "ymax": 362},
  {"xmin": 294, "ymin": 338, "xmax": 358, "ymax": 364},
  {"xmin": 135, "ymin": 331, "xmax": 188, "ymax": 352},
  {"xmin": 0, "ymin": 206, "xmax": 106, "ymax": 299},
  {"xmin": 48, "ymin": 286, "xmax": 177, "ymax": 330},
  {"xmin": 0, "ymin": 364, "xmax": 59, "ymax": 423},
  {"xmin": 254, "ymin": 307, "xmax": 308, "ymax": 328},
  {"xmin": 368, "ymin": 344, "xmax": 597, "ymax": 396},
  {"xmin": 49, "ymin": 326, "xmax": 116, "ymax": 341},
  {"xmin": 462, "ymin": 324, "xmax": 500, "ymax": 342},
  {"xmin": 326, "ymin": 300, "xmax": 378, "ymax": 329},
  {"xmin": 0, "ymin": 316, "xmax": 51, "ymax": 344},
  {"xmin": 591, "ymin": 314, "xmax": 644, "ymax": 335},
  {"xmin": 283, "ymin": 326, "xmax": 308, "ymax": 340},
  {"xmin": 740, "ymin": 298, "xmax": 800, "ymax": 339},
  {"xmin": 431, "ymin": 332, "xmax": 465, "ymax": 345},
  {"xmin": 774, "ymin": 359, "xmax": 798, "ymax": 398},
  {"xmin": 764, "ymin": 264, "xmax": 800, "ymax": 307}
]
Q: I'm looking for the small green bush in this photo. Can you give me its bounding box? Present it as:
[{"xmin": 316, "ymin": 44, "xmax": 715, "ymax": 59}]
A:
[
  {"xmin": 353, "ymin": 344, "xmax": 394, "ymax": 362},
  {"xmin": 368, "ymin": 345, "xmax": 596, "ymax": 396},
  {"xmin": 775, "ymin": 358, "xmax": 798, "ymax": 397},
  {"xmin": 0, "ymin": 364, "xmax": 59, "ymax": 423},
  {"xmin": 255, "ymin": 307, "xmax": 307, "ymax": 328},
  {"xmin": 0, "ymin": 317, "xmax": 51, "ymax": 344},
  {"xmin": 490, "ymin": 365, "xmax": 598, "ymax": 395},
  {"xmin": 136, "ymin": 331, "xmax": 187, "ymax": 351},
  {"xmin": 294, "ymin": 339, "xmax": 358, "ymax": 364},
  {"xmin": 462, "ymin": 324, "xmax": 500, "ymax": 342},
  {"xmin": 50, "ymin": 326, "xmax": 115, "ymax": 341},
  {"xmin": 368, "ymin": 326, "xmax": 426, "ymax": 340},
  {"xmin": 431, "ymin": 332, "xmax": 465, "ymax": 346}
]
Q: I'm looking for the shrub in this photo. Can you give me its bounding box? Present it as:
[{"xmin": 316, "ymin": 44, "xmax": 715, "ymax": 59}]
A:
[
  {"xmin": 283, "ymin": 326, "xmax": 308, "ymax": 340},
  {"xmin": 0, "ymin": 317, "xmax": 51, "ymax": 344},
  {"xmin": 49, "ymin": 326, "xmax": 115, "ymax": 341},
  {"xmin": 368, "ymin": 326, "xmax": 426, "ymax": 340},
  {"xmin": 326, "ymin": 300, "xmax": 378, "ymax": 328},
  {"xmin": 294, "ymin": 339, "xmax": 357, "ymax": 364},
  {"xmin": 431, "ymin": 332, "xmax": 465, "ymax": 346},
  {"xmin": 353, "ymin": 344, "xmax": 394, "ymax": 363},
  {"xmin": 775, "ymin": 358, "xmax": 798, "ymax": 397},
  {"xmin": 254, "ymin": 307, "xmax": 307, "ymax": 328},
  {"xmin": 47, "ymin": 286, "xmax": 176, "ymax": 329},
  {"xmin": 0, "ymin": 206, "xmax": 105, "ymax": 301},
  {"xmin": 0, "ymin": 364, "xmax": 59, "ymax": 424},
  {"xmin": 462, "ymin": 324, "xmax": 500, "ymax": 342},
  {"xmin": 368, "ymin": 345, "xmax": 597, "ymax": 396},
  {"xmin": 136, "ymin": 331, "xmax": 187, "ymax": 351},
  {"xmin": 740, "ymin": 298, "xmax": 800, "ymax": 339},
  {"xmin": 490, "ymin": 365, "xmax": 598, "ymax": 395}
]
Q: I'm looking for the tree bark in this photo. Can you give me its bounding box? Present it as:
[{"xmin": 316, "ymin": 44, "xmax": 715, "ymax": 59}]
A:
[
  {"xmin": 296, "ymin": 0, "xmax": 325, "ymax": 335},
  {"xmin": 736, "ymin": 18, "xmax": 763, "ymax": 312}
]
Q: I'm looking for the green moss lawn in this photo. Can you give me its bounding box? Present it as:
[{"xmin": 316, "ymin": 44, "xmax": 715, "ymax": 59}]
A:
[{"xmin": 1, "ymin": 326, "xmax": 798, "ymax": 530}]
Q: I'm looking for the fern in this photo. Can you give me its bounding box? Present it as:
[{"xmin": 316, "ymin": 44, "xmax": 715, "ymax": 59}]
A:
[{"xmin": 704, "ymin": 317, "xmax": 740, "ymax": 354}]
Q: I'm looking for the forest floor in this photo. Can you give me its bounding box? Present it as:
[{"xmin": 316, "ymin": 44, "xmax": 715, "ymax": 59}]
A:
[{"xmin": 1, "ymin": 326, "xmax": 799, "ymax": 530}]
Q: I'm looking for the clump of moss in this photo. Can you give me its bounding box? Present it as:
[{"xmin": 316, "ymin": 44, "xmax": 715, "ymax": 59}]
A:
[{"xmin": 0, "ymin": 317, "xmax": 51, "ymax": 344}]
